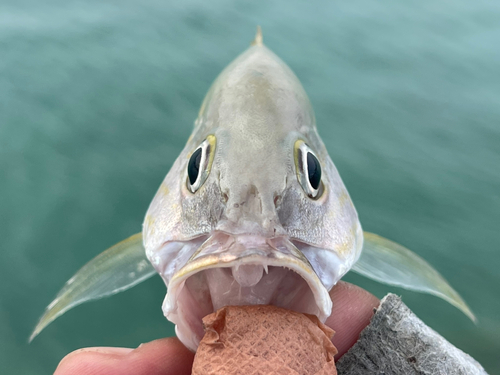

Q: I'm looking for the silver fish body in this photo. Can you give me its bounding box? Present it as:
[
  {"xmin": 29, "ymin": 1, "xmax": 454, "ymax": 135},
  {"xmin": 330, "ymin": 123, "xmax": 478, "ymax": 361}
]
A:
[
  {"xmin": 143, "ymin": 37, "xmax": 362, "ymax": 350},
  {"xmin": 30, "ymin": 29, "xmax": 474, "ymax": 348}
]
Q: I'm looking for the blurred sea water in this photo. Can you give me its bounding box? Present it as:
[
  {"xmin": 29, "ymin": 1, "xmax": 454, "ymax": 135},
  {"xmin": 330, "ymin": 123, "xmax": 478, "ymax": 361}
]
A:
[{"xmin": 1, "ymin": 0, "xmax": 499, "ymax": 373}]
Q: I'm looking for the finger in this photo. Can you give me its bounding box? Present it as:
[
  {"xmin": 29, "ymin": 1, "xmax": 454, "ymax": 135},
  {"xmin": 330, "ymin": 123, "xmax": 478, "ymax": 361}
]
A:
[
  {"xmin": 53, "ymin": 284, "xmax": 377, "ymax": 374},
  {"xmin": 325, "ymin": 281, "xmax": 380, "ymax": 359},
  {"xmin": 54, "ymin": 337, "xmax": 194, "ymax": 375}
]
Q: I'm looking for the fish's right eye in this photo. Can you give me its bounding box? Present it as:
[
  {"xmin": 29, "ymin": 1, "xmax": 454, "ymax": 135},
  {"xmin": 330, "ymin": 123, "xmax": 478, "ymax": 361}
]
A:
[
  {"xmin": 294, "ymin": 140, "xmax": 323, "ymax": 199},
  {"xmin": 186, "ymin": 135, "xmax": 216, "ymax": 193}
]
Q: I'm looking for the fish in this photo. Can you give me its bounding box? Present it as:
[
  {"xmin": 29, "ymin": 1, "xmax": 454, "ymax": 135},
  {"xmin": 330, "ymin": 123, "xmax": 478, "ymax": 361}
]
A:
[{"xmin": 30, "ymin": 27, "xmax": 475, "ymax": 350}]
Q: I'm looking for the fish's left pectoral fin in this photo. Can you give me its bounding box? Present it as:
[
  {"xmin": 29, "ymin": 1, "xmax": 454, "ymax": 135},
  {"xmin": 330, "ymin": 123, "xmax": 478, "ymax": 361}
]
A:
[
  {"xmin": 352, "ymin": 232, "xmax": 476, "ymax": 322},
  {"xmin": 29, "ymin": 233, "xmax": 157, "ymax": 342}
]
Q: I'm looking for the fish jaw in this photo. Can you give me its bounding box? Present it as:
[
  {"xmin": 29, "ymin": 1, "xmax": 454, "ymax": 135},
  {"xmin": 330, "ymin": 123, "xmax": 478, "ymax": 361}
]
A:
[{"xmin": 153, "ymin": 233, "xmax": 334, "ymax": 351}]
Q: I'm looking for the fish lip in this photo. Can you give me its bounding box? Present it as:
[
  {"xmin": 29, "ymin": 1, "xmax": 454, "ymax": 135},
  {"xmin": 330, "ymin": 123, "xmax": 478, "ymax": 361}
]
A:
[{"xmin": 163, "ymin": 233, "xmax": 332, "ymax": 351}]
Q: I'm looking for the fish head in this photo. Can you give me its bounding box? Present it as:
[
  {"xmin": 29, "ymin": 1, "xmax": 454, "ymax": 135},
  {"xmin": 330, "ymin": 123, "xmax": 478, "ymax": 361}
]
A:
[{"xmin": 143, "ymin": 40, "xmax": 363, "ymax": 350}]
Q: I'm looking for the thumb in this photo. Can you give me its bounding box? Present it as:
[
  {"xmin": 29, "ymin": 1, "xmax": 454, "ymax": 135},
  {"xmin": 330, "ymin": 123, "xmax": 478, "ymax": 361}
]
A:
[{"xmin": 325, "ymin": 281, "xmax": 380, "ymax": 359}]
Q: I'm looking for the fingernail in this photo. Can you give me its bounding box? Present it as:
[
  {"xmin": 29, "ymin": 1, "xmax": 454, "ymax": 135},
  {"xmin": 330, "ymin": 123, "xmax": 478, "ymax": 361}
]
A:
[{"xmin": 77, "ymin": 347, "xmax": 134, "ymax": 355}]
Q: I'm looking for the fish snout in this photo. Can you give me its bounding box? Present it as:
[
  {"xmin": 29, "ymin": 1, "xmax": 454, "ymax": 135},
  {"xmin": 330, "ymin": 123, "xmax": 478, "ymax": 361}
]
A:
[{"xmin": 218, "ymin": 183, "xmax": 286, "ymax": 237}]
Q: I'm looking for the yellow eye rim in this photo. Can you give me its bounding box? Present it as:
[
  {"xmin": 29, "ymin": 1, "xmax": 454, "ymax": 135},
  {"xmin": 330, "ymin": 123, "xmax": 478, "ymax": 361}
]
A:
[{"xmin": 294, "ymin": 139, "xmax": 323, "ymax": 199}]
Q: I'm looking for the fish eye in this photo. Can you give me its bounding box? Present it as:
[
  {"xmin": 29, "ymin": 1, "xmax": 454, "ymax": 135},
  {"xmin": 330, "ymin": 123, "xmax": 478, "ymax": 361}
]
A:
[
  {"xmin": 187, "ymin": 135, "xmax": 216, "ymax": 193},
  {"xmin": 306, "ymin": 152, "xmax": 321, "ymax": 190},
  {"xmin": 187, "ymin": 148, "xmax": 202, "ymax": 186},
  {"xmin": 294, "ymin": 140, "xmax": 323, "ymax": 199}
]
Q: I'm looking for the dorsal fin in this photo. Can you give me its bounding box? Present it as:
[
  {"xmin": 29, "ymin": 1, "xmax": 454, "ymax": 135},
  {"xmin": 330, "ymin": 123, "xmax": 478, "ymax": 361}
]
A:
[{"xmin": 251, "ymin": 26, "xmax": 263, "ymax": 46}]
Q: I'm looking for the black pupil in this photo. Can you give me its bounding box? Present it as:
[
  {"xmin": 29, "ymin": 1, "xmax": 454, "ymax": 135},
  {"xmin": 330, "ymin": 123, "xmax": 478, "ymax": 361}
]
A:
[
  {"xmin": 188, "ymin": 147, "xmax": 202, "ymax": 186},
  {"xmin": 306, "ymin": 152, "xmax": 321, "ymax": 190}
]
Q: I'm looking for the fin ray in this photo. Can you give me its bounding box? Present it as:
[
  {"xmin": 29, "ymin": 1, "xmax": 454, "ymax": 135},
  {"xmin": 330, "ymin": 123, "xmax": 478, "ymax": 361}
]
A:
[
  {"xmin": 29, "ymin": 233, "xmax": 156, "ymax": 342},
  {"xmin": 352, "ymin": 232, "xmax": 476, "ymax": 322},
  {"xmin": 251, "ymin": 25, "xmax": 263, "ymax": 46}
]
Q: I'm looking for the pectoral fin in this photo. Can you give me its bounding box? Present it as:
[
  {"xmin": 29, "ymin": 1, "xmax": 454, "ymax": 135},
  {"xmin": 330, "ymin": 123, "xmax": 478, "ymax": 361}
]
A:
[
  {"xmin": 352, "ymin": 232, "xmax": 475, "ymax": 322},
  {"xmin": 29, "ymin": 233, "xmax": 156, "ymax": 342}
]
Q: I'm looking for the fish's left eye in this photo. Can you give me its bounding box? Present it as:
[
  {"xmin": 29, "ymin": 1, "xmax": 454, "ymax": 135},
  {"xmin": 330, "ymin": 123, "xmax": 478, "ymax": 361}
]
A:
[
  {"xmin": 186, "ymin": 135, "xmax": 216, "ymax": 193},
  {"xmin": 306, "ymin": 152, "xmax": 321, "ymax": 190},
  {"xmin": 294, "ymin": 140, "xmax": 323, "ymax": 199}
]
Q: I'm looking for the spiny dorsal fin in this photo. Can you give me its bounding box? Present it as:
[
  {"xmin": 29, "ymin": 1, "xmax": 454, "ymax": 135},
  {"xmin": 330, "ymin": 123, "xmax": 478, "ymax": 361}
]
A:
[{"xmin": 251, "ymin": 26, "xmax": 263, "ymax": 46}]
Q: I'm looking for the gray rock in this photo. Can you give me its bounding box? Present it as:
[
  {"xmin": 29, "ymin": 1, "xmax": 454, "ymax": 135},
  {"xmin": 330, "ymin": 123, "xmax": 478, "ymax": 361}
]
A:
[{"xmin": 336, "ymin": 294, "xmax": 487, "ymax": 375}]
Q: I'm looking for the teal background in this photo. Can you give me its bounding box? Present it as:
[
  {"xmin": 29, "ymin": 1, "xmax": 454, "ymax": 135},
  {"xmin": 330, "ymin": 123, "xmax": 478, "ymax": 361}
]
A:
[{"xmin": 1, "ymin": 0, "xmax": 499, "ymax": 373}]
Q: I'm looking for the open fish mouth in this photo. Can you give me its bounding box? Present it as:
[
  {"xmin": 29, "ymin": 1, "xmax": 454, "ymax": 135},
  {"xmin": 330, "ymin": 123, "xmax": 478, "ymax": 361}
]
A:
[{"xmin": 160, "ymin": 233, "xmax": 333, "ymax": 351}]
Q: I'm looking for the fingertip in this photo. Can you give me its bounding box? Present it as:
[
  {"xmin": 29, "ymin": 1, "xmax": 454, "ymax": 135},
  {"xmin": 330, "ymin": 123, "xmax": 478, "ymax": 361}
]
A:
[
  {"xmin": 132, "ymin": 337, "xmax": 195, "ymax": 374},
  {"xmin": 326, "ymin": 281, "xmax": 380, "ymax": 359},
  {"xmin": 54, "ymin": 338, "xmax": 194, "ymax": 375},
  {"xmin": 54, "ymin": 347, "xmax": 132, "ymax": 375}
]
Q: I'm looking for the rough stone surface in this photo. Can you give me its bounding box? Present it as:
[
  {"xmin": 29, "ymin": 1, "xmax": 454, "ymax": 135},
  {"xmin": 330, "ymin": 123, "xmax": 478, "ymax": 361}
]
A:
[{"xmin": 336, "ymin": 294, "xmax": 488, "ymax": 375}]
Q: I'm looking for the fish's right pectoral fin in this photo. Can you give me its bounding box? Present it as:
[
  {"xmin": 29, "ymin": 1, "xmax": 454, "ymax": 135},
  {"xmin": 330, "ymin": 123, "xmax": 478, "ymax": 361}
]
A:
[
  {"xmin": 352, "ymin": 232, "xmax": 476, "ymax": 322},
  {"xmin": 29, "ymin": 233, "xmax": 157, "ymax": 342}
]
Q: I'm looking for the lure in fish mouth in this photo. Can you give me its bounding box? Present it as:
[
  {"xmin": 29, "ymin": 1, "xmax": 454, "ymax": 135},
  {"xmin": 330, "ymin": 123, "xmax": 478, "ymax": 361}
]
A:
[{"xmin": 30, "ymin": 28, "xmax": 475, "ymax": 349}]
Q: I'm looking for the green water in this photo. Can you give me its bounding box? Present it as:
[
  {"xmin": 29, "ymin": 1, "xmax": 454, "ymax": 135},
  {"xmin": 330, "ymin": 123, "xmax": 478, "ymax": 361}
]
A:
[{"xmin": 1, "ymin": 0, "xmax": 499, "ymax": 373}]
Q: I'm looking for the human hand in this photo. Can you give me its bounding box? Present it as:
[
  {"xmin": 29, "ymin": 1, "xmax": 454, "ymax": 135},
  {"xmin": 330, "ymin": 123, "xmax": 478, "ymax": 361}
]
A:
[{"xmin": 54, "ymin": 281, "xmax": 379, "ymax": 375}]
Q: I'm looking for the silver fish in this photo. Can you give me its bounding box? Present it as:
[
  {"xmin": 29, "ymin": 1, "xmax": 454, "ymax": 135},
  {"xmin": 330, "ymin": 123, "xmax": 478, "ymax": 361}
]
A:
[{"xmin": 30, "ymin": 28, "xmax": 475, "ymax": 350}]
